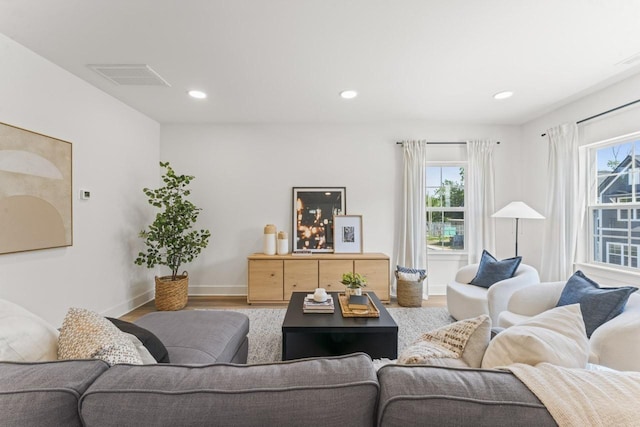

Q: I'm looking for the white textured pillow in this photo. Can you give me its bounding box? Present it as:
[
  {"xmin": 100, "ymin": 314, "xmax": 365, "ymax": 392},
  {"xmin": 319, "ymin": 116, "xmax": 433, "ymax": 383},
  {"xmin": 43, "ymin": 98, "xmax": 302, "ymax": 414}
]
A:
[
  {"xmin": 58, "ymin": 307, "xmax": 142, "ymax": 366},
  {"xmin": 123, "ymin": 333, "xmax": 157, "ymax": 365},
  {"xmin": 0, "ymin": 298, "xmax": 59, "ymax": 362},
  {"xmin": 397, "ymin": 271, "xmax": 422, "ymax": 281},
  {"xmin": 481, "ymin": 304, "xmax": 589, "ymax": 369},
  {"xmin": 398, "ymin": 314, "xmax": 491, "ymax": 367},
  {"xmin": 460, "ymin": 314, "xmax": 492, "ymax": 367}
]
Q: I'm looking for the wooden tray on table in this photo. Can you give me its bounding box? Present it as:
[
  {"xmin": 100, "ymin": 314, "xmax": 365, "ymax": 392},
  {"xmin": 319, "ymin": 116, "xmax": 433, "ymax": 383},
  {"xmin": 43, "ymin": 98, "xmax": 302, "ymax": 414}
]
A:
[{"xmin": 338, "ymin": 293, "xmax": 380, "ymax": 318}]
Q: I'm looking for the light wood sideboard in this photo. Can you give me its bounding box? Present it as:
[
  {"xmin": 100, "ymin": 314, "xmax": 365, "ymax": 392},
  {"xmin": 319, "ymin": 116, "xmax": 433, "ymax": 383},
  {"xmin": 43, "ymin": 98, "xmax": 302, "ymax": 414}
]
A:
[{"xmin": 247, "ymin": 253, "xmax": 390, "ymax": 304}]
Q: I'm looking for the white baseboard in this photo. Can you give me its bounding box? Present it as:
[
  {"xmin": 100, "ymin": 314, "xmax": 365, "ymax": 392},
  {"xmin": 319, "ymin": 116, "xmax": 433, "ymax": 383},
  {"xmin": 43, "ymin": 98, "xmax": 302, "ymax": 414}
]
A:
[
  {"xmin": 102, "ymin": 289, "xmax": 155, "ymax": 318},
  {"xmin": 428, "ymin": 283, "xmax": 446, "ymax": 296},
  {"xmin": 189, "ymin": 285, "xmax": 247, "ymax": 296}
]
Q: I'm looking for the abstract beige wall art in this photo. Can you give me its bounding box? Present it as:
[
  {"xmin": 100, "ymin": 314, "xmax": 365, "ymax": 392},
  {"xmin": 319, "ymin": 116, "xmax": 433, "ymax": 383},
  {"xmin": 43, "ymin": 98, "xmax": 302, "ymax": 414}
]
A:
[{"xmin": 0, "ymin": 122, "xmax": 72, "ymax": 254}]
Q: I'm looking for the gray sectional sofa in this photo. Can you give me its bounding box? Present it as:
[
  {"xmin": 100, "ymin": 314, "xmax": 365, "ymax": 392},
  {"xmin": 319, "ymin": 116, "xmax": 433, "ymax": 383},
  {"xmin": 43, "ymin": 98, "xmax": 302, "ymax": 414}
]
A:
[
  {"xmin": 0, "ymin": 310, "xmax": 557, "ymax": 427},
  {"xmin": 0, "ymin": 355, "xmax": 556, "ymax": 427},
  {"xmin": 133, "ymin": 310, "xmax": 250, "ymax": 364}
]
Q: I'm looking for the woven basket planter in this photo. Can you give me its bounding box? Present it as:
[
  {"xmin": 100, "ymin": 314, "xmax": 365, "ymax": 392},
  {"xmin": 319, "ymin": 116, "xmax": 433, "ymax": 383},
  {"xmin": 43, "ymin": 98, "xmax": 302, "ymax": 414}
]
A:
[
  {"xmin": 154, "ymin": 273, "xmax": 189, "ymax": 311},
  {"xmin": 397, "ymin": 279, "xmax": 423, "ymax": 307}
]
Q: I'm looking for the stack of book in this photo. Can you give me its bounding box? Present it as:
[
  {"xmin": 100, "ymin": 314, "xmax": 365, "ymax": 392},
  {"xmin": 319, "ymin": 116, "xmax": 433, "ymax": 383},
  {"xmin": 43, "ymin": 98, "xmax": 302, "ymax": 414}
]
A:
[
  {"xmin": 303, "ymin": 295, "xmax": 335, "ymax": 313},
  {"xmin": 347, "ymin": 294, "xmax": 370, "ymax": 311}
]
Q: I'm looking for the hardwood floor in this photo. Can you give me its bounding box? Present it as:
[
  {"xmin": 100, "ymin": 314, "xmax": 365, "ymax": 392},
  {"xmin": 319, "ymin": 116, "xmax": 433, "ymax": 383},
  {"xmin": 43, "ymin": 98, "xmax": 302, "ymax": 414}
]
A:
[{"xmin": 120, "ymin": 295, "xmax": 447, "ymax": 322}]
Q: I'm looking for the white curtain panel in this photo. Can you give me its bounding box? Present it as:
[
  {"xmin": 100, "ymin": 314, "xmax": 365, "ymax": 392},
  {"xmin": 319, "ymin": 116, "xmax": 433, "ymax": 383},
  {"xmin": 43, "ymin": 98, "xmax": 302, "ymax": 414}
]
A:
[
  {"xmin": 466, "ymin": 140, "xmax": 496, "ymax": 263},
  {"xmin": 541, "ymin": 123, "xmax": 580, "ymax": 281},
  {"xmin": 395, "ymin": 140, "xmax": 428, "ymax": 298}
]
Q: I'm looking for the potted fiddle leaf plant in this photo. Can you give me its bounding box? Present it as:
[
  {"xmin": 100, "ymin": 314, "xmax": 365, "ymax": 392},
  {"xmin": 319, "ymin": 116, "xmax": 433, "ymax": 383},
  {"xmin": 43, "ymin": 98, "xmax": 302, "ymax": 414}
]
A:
[
  {"xmin": 340, "ymin": 272, "xmax": 367, "ymax": 296},
  {"xmin": 135, "ymin": 161, "xmax": 211, "ymax": 311}
]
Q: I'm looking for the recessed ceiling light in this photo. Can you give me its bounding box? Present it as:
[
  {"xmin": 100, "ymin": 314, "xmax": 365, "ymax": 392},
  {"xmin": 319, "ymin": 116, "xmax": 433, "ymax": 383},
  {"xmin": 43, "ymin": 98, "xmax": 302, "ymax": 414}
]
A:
[
  {"xmin": 340, "ymin": 90, "xmax": 358, "ymax": 99},
  {"xmin": 188, "ymin": 90, "xmax": 207, "ymax": 99},
  {"xmin": 493, "ymin": 91, "xmax": 514, "ymax": 100}
]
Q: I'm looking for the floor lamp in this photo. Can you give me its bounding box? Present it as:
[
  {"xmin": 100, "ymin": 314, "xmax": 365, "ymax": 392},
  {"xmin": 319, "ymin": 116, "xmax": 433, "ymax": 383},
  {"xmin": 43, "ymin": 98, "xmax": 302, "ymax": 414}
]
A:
[{"xmin": 492, "ymin": 201, "xmax": 545, "ymax": 257}]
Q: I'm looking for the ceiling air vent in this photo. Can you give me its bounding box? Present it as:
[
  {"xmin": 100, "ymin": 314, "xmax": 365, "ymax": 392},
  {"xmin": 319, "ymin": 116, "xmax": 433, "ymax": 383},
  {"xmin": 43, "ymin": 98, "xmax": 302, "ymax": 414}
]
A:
[{"xmin": 87, "ymin": 64, "xmax": 171, "ymax": 86}]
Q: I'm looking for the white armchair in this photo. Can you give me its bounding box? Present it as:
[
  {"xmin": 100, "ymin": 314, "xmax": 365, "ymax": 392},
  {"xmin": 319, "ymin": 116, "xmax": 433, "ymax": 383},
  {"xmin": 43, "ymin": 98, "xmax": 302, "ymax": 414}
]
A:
[
  {"xmin": 498, "ymin": 282, "xmax": 640, "ymax": 371},
  {"xmin": 446, "ymin": 263, "xmax": 540, "ymax": 325},
  {"xmin": 497, "ymin": 281, "xmax": 565, "ymax": 328}
]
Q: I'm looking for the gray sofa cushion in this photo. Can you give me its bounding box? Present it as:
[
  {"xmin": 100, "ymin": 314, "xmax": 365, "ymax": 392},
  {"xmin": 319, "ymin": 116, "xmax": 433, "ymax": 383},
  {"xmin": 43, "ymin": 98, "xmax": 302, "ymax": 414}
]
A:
[
  {"xmin": 79, "ymin": 353, "xmax": 379, "ymax": 427},
  {"xmin": 134, "ymin": 310, "xmax": 249, "ymax": 364},
  {"xmin": 0, "ymin": 360, "xmax": 108, "ymax": 427},
  {"xmin": 377, "ymin": 364, "xmax": 556, "ymax": 427}
]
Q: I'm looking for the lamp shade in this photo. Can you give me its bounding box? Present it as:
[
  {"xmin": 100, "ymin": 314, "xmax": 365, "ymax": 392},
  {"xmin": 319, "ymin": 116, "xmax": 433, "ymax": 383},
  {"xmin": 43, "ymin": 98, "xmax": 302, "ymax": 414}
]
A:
[{"xmin": 492, "ymin": 201, "xmax": 545, "ymax": 219}]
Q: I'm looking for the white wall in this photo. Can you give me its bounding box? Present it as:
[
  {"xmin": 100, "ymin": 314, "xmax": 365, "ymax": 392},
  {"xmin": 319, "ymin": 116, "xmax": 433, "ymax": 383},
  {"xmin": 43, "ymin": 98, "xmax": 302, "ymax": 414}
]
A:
[
  {"xmin": 3, "ymin": 30, "xmax": 638, "ymax": 321},
  {"xmin": 521, "ymin": 72, "xmax": 640, "ymax": 286},
  {"xmin": 0, "ymin": 34, "xmax": 160, "ymax": 325},
  {"xmin": 161, "ymin": 122, "xmax": 522, "ymax": 296}
]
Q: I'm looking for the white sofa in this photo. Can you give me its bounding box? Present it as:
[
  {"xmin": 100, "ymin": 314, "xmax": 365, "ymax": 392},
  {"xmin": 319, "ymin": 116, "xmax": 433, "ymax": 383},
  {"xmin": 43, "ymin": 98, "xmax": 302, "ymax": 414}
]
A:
[
  {"xmin": 446, "ymin": 263, "xmax": 540, "ymax": 325},
  {"xmin": 498, "ymin": 281, "xmax": 640, "ymax": 372}
]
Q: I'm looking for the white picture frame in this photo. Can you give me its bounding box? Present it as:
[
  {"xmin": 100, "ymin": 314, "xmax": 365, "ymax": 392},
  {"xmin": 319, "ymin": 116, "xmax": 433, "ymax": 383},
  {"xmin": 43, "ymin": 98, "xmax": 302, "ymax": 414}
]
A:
[{"xmin": 333, "ymin": 215, "xmax": 363, "ymax": 253}]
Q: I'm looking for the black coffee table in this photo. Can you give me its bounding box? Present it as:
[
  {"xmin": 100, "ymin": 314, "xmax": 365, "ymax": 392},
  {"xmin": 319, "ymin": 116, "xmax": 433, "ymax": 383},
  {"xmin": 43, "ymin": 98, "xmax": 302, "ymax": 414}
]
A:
[{"xmin": 281, "ymin": 292, "xmax": 398, "ymax": 361}]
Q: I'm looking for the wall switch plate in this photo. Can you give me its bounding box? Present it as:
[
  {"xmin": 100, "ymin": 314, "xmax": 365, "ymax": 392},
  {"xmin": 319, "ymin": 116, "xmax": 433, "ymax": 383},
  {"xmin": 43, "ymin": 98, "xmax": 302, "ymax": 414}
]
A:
[{"xmin": 80, "ymin": 189, "xmax": 91, "ymax": 200}]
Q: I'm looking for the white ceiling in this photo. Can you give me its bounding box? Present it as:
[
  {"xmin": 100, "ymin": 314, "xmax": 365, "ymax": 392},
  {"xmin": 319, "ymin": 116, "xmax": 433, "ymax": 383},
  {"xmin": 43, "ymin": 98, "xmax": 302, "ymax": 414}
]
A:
[{"xmin": 2, "ymin": 0, "xmax": 640, "ymax": 125}]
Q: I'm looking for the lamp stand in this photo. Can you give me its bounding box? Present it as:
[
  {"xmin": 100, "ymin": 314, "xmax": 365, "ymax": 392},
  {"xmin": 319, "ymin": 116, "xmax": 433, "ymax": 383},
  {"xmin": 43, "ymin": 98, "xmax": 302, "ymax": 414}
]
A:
[{"xmin": 514, "ymin": 217, "xmax": 519, "ymax": 257}]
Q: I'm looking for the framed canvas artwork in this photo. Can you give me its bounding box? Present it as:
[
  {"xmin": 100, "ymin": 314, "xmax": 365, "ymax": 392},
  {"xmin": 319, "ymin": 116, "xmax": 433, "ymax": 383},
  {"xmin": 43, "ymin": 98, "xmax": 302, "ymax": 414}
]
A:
[{"xmin": 0, "ymin": 122, "xmax": 73, "ymax": 254}]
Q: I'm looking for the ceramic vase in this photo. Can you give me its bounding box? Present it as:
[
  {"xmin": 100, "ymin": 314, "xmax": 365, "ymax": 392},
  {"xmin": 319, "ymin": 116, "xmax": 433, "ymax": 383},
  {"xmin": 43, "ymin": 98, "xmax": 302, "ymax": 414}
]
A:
[{"xmin": 345, "ymin": 287, "xmax": 362, "ymax": 296}]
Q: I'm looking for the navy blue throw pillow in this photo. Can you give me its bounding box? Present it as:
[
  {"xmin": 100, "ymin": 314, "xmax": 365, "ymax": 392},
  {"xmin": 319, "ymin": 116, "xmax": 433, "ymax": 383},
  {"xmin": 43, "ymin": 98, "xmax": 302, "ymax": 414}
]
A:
[
  {"xmin": 107, "ymin": 317, "xmax": 170, "ymax": 363},
  {"xmin": 556, "ymin": 270, "xmax": 637, "ymax": 338},
  {"xmin": 469, "ymin": 250, "xmax": 522, "ymax": 289}
]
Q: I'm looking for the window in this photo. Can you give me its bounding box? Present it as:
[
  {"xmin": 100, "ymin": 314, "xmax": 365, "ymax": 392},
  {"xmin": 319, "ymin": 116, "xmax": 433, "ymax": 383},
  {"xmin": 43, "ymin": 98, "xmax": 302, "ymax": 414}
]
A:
[
  {"xmin": 589, "ymin": 137, "xmax": 640, "ymax": 270},
  {"xmin": 605, "ymin": 242, "xmax": 640, "ymax": 267},
  {"xmin": 426, "ymin": 165, "xmax": 465, "ymax": 252}
]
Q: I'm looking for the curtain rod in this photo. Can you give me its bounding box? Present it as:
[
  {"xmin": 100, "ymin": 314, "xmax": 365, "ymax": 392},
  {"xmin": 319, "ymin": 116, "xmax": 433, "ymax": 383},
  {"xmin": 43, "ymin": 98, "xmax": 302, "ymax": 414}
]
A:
[
  {"xmin": 395, "ymin": 141, "xmax": 500, "ymax": 145},
  {"xmin": 540, "ymin": 98, "xmax": 640, "ymax": 137}
]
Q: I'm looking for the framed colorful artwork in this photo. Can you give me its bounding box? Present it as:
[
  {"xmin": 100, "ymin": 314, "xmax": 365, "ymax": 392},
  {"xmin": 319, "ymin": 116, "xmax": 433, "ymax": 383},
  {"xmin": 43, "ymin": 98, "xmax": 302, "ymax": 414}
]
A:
[{"xmin": 292, "ymin": 187, "xmax": 345, "ymax": 252}]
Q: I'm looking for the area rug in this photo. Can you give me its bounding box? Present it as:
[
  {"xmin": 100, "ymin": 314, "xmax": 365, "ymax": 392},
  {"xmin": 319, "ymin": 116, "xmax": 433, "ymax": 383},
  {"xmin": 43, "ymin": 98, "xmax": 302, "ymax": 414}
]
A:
[{"xmin": 214, "ymin": 307, "xmax": 454, "ymax": 364}]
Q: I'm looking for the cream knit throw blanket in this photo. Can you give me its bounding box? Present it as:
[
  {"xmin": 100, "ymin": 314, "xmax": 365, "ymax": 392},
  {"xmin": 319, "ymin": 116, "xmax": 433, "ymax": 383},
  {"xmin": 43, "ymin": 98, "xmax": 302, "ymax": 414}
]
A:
[{"xmin": 507, "ymin": 363, "xmax": 640, "ymax": 427}]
